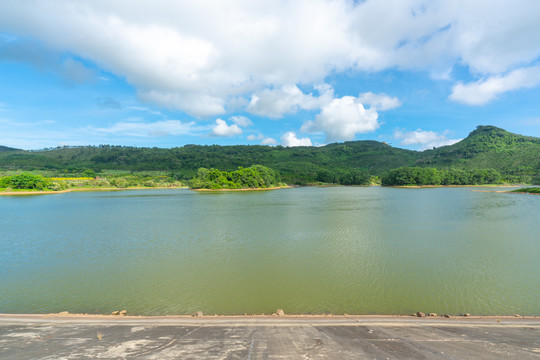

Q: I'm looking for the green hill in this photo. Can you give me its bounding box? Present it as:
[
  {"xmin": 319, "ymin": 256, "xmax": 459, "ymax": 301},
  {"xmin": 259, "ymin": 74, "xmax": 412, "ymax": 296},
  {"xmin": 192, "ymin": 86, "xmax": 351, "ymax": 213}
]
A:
[
  {"xmin": 0, "ymin": 142, "xmax": 418, "ymax": 184},
  {"xmin": 0, "ymin": 145, "xmax": 20, "ymax": 152},
  {"xmin": 1, "ymin": 125, "xmax": 539, "ymax": 184},
  {"xmin": 416, "ymin": 126, "xmax": 540, "ymax": 182}
]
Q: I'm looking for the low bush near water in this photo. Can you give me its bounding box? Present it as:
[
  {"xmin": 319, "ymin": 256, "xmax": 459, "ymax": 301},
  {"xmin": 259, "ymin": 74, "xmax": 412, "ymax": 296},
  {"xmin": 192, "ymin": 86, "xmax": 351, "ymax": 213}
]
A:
[{"xmin": 512, "ymin": 187, "xmax": 540, "ymax": 194}]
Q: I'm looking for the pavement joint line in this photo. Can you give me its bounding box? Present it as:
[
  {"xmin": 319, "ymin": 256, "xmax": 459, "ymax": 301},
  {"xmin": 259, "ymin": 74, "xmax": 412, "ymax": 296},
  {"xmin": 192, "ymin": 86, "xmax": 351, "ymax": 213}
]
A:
[{"xmin": 246, "ymin": 338, "xmax": 254, "ymax": 360}]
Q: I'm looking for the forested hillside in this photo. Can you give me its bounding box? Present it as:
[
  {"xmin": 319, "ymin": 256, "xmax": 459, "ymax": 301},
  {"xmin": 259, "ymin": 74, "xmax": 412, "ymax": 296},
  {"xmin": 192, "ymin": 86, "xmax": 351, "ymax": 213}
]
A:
[
  {"xmin": 417, "ymin": 126, "xmax": 540, "ymax": 182},
  {"xmin": 1, "ymin": 126, "xmax": 539, "ymax": 184}
]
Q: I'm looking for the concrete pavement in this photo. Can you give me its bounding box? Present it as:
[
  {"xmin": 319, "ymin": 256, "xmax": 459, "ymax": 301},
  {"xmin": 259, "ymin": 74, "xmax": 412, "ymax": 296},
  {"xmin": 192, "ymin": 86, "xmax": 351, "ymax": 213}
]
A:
[{"xmin": 0, "ymin": 314, "xmax": 539, "ymax": 359}]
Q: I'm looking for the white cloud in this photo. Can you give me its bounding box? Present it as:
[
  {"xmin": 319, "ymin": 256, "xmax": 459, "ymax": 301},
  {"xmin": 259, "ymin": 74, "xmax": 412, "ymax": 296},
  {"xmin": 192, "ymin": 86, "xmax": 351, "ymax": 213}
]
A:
[
  {"xmin": 210, "ymin": 119, "xmax": 242, "ymax": 137},
  {"xmin": 230, "ymin": 115, "xmax": 252, "ymax": 127},
  {"xmin": 261, "ymin": 137, "xmax": 277, "ymax": 145},
  {"xmin": 301, "ymin": 96, "xmax": 380, "ymax": 142},
  {"xmin": 281, "ymin": 132, "xmax": 312, "ymax": 147},
  {"xmin": 128, "ymin": 105, "xmax": 162, "ymax": 115},
  {"xmin": 139, "ymin": 90, "xmax": 225, "ymax": 118},
  {"xmin": 356, "ymin": 92, "xmax": 401, "ymax": 111},
  {"xmin": 246, "ymin": 134, "xmax": 260, "ymax": 141},
  {"xmin": 246, "ymin": 133, "xmax": 276, "ymax": 144},
  {"xmin": 89, "ymin": 120, "xmax": 201, "ymax": 137},
  {"xmin": 1, "ymin": 1, "xmax": 540, "ymax": 115},
  {"xmin": 449, "ymin": 65, "xmax": 540, "ymax": 105},
  {"xmin": 247, "ymin": 84, "xmax": 334, "ymax": 118},
  {"xmin": 394, "ymin": 128, "xmax": 461, "ymax": 150}
]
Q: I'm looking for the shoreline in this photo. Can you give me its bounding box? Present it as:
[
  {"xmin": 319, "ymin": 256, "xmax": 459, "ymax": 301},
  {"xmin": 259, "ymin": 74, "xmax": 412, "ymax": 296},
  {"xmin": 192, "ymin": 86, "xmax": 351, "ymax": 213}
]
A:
[
  {"xmin": 1, "ymin": 313, "xmax": 537, "ymax": 320},
  {"xmin": 191, "ymin": 185, "xmax": 293, "ymax": 192},
  {"xmin": 0, "ymin": 186, "xmax": 188, "ymax": 196},
  {"xmin": 390, "ymin": 184, "xmax": 525, "ymax": 189},
  {"xmin": 0, "ymin": 183, "xmax": 533, "ymax": 196}
]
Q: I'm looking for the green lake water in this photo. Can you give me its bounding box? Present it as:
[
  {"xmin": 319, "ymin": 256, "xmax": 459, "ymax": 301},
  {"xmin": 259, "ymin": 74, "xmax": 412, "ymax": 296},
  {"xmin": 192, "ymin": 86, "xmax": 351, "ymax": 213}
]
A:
[{"xmin": 0, "ymin": 186, "xmax": 538, "ymax": 315}]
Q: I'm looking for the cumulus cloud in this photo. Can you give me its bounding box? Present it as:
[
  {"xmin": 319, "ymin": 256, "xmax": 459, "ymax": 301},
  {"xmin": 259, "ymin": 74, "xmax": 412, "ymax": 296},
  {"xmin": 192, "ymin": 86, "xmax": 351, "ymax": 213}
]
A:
[
  {"xmin": 247, "ymin": 84, "xmax": 334, "ymax": 118},
  {"xmin": 261, "ymin": 137, "xmax": 277, "ymax": 145},
  {"xmin": 210, "ymin": 119, "xmax": 242, "ymax": 137},
  {"xmin": 449, "ymin": 65, "xmax": 540, "ymax": 105},
  {"xmin": 281, "ymin": 131, "xmax": 312, "ymax": 147},
  {"xmin": 301, "ymin": 96, "xmax": 380, "ymax": 142},
  {"xmin": 230, "ymin": 115, "xmax": 252, "ymax": 127},
  {"xmin": 356, "ymin": 92, "xmax": 401, "ymax": 111},
  {"xmin": 1, "ymin": 1, "xmax": 540, "ymax": 115},
  {"xmin": 394, "ymin": 128, "xmax": 461, "ymax": 150},
  {"xmin": 246, "ymin": 134, "xmax": 260, "ymax": 141},
  {"xmin": 139, "ymin": 90, "xmax": 225, "ymax": 118},
  {"xmin": 89, "ymin": 119, "xmax": 202, "ymax": 137},
  {"xmin": 247, "ymin": 133, "xmax": 276, "ymax": 145}
]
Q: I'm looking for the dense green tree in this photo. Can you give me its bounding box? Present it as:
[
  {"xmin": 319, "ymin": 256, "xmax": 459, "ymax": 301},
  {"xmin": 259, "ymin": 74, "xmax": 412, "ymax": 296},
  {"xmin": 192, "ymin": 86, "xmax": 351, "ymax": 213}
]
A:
[
  {"xmin": 381, "ymin": 167, "xmax": 502, "ymax": 186},
  {"xmin": 0, "ymin": 173, "xmax": 51, "ymax": 190},
  {"xmin": 188, "ymin": 165, "xmax": 282, "ymax": 189}
]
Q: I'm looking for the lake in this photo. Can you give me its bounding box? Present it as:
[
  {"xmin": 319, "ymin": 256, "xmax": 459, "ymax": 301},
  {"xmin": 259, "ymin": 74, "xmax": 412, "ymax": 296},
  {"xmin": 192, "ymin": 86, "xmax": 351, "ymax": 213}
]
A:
[{"xmin": 0, "ymin": 186, "xmax": 538, "ymax": 316}]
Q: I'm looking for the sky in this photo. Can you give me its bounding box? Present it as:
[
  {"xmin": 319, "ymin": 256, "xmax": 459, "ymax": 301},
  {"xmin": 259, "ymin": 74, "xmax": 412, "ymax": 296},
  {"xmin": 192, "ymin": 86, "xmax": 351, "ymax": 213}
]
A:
[{"xmin": 1, "ymin": 0, "xmax": 540, "ymax": 151}]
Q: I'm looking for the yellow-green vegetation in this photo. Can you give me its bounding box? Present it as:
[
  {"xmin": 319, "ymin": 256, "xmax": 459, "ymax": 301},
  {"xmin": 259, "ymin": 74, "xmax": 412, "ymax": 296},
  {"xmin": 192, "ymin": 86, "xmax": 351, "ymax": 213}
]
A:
[
  {"xmin": 188, "ymin": 165, "xmax": 285, "ymax": 190},
  {"xmin": 511, "ymin": 187, "xmax": 540, "ymax": 194},
  {"xmin": 0, "ymin": 171, "xmax": 183, "ymax": 193}
]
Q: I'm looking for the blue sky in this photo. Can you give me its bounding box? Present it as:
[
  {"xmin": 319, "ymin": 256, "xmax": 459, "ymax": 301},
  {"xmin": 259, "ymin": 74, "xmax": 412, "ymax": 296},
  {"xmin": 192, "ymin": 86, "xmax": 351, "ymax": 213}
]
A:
[{"xmin": 1, "ymin": 0, "xmax": 540, "ymax": 150}]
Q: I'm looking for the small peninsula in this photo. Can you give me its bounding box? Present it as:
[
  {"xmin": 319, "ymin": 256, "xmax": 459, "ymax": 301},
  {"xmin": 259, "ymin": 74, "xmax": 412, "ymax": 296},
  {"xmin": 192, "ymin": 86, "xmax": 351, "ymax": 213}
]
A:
[
  {"xmin": 188, "ymin": 165, "xmax": 286, "ymax": 190},
  {"xmin": 511, "ymin": 187, "xmax": 540, "ymax": 194}
]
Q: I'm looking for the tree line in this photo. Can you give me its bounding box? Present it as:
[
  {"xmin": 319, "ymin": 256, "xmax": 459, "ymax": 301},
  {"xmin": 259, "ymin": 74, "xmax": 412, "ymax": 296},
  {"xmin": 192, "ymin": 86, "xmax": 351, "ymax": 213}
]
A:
[
  {"xmin": 381, "ymin": 167, "xmax": 503, "ymax": 186},
  {"xmin": 1, "ymin": 126, "xmax": 539, "ymax": 185},
  {"xmin": 188, "ymin": 165, "xmax": 283, "ymax": 189}
]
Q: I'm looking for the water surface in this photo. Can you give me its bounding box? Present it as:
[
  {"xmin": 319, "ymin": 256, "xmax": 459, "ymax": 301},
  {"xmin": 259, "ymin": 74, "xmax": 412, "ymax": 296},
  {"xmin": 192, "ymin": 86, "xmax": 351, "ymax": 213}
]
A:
[{"xmin": 0, "ymin": 187, "xmax": 538, "ymax": 315}]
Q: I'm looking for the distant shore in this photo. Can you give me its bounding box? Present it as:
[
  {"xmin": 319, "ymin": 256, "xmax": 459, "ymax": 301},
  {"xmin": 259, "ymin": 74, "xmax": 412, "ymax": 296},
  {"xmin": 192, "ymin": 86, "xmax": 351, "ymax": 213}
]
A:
[
  {"xmin": 391, "ymin": 184, "xmax": 525, "ymax": 189},
  {"xmin": 0, "ymin": 186, "xmax": 188, "ymax": 196},
  {"xmin": 191, "ymin": 185, "xmax": 292, "ymax": 192}
]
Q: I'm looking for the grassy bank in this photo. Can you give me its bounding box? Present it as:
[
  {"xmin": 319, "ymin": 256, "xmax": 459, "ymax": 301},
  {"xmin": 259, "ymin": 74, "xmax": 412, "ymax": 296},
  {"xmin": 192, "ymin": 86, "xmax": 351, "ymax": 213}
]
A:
[{"xmin": 511, "ymin": 187, "xmax": 540, "ymax": 194}]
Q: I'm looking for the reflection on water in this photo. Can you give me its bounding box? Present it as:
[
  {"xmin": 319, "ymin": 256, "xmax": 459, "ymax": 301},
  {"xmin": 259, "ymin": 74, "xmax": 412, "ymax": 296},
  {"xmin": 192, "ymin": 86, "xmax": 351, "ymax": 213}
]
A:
[{"xmin": 0, "ymin": 187, "xmax": 538, "ymax": 315}]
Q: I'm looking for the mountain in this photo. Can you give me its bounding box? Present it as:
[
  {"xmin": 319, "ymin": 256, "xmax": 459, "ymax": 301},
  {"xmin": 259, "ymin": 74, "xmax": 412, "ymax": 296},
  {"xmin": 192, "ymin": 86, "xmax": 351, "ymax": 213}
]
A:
[
  {"xmin": 0, "ymin": 141, "xmax": 419, "ymax": 184},
  {"xmin": 0, "ymin": 145, "xmax": 20, "ymax": 152},
  {"xmin": 416, "ymin": 126, "xmax": 540, "ymax": 179},
  {"xmin": 0, "ymin": 126, "xmax": 539, "ymax": 184}
]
